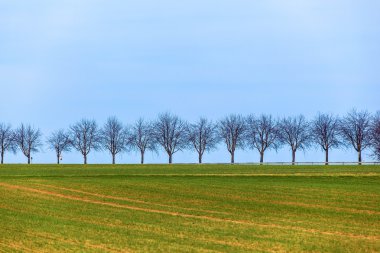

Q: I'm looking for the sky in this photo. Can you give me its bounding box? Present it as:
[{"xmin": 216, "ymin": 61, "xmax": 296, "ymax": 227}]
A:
[{"xmin": 0, "ymin": 0, "xmax": 379, "ymax": 164}]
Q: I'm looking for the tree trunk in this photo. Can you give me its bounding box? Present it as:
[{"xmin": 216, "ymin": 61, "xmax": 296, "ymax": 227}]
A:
[
  {"xmin": 84, "ymin": 154, "xmax": 87, "ymax": 165},
  {"xmin": 198, "ymin": 153, "xmax": 202, "ymax": 164},
  {"xmin": 140, "ymin": 151, "xmax": 145, "ymax": 164},
  {"xmin": 169, "ymin": 154, "xmax": 172, "ymax": 164},
  {"xmin": 292, "ymin": 150, "xmax": 296, "ymax": 165},
  {"xmin": 260, "ymin": 151, "xmax": 264, "ymax": 164},
  {"xmin": 358, "ymin": 150, "xmax": 362, "ymax": 165},
  {"xmin": 1, "ymin": 150, "xmax": 4, "ymax": 164},
  {"xmin": 112, "ymin": 154, "xmax": 116, "ymax": 165},
  {"xmin": 57, "ymin": 154, "xmax": 60, "ymax": 164},
  {"xmin": 28, "ymin": 154, "xmax": 31, "ymax": 164},
  {"xmin": 325, "ymin": 148, "xmax": 329, "ymax": 165},
  {"xmin": 231, "ymin": 152, "xmax": 235, "ymax": 164}
]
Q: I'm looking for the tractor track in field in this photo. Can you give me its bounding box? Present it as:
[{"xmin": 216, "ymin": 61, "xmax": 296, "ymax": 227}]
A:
[
  {"xmin": 220, "ymin": 194, "xmax": 380, "ymax": 216},
  {"xmin": 31, "ymin": 183, "xmax": 380, "ymax": 216},
  {"xmin": 0, "ymin": 226, "xmax": 130, "ymax": 253},
  {"xmin": 0, "ymin": 241, "xmax": 35, "ymax": 253},
  {"xmin": 30, "ymin": 183, "xmax": 230, "ymax": 215},
  {"xmin": 0, "ymin": 182, "xmax": 379, "ymax": 242},
  {"xmin": 0, "ymin": 207, "xmax": 265, "ymax": 252}
]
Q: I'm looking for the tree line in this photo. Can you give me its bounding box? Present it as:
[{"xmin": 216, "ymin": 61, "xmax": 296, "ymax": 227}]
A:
[{"xmin": 0, "ymin": 109, "xmax": 379, "ymax": 165}]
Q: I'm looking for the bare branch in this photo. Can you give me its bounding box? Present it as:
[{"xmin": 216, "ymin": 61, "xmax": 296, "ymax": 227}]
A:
[
  {"xmin": 218, "ymin": 114, "xmax": 246, "ymax": 164},
  {"xmin": 129, "ymin": 118, "xmax": 156, "ymax": 164},
  {"xmin": 187, "ymin": 118, "xmax": 219, "ymax": 163},
  {"xmin": 371, "ymin": 111, "xmax": 380, "ymax": 161},
  {"xmin": 14, "ymin": 124, "xmax": 42, "ymax": 164},
  {"xmin": 0, "ymin": 123, "xmax": 17, "ymax": 164},
  {"xmin": 278, "ymin": 115, "xmax": 311, "ymax": 164},
  {"xmin": 153, "ymin": 112, "xmax": 188, "ymax": 164},
  {"xmin": 339, "ymin": 109, "xmax": 372, "ymax": 164},
  {"xmin": 311, "ymin": 113, "xmax": 340, "ymax": 165},
  {"xmin": 70, "ymin": 119, "xmax": 101, "ymax": 164},
  {"xmin": 245, "ymin": 114, "xmax": 280, "ymax": 163},
  {"xmin": 100, "ymin": 117, "xmax": 129, "ymax": 164},
  {"xmin": 47, "ymin": 130, "xmax": 71, "ymax": 164}
]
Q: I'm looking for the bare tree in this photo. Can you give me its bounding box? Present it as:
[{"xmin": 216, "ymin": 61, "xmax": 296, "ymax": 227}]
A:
[
  {"xmin": 14, "ymin": 124, "xmax": 42, "ymax": 164},
  {"xmin": 47, "ymin": 130, "xmax": 72, "ymax": 164},
  {"xmin": 245, "ymin": 115, "xmax": 280, "ymax": 163},
  {"xmin": 153, "ymin": 113, "xmax": 188, "ymax": 164},
  {"xmin": 279, "ymin": 115, "xmax": 311, "ymax": 165},
  {"xmin": 129, "ymin": 118, "xmax": 156, "ymax": 164},
  {"xmin": 0, "ymin": 123, "xmax": 17, "ymax": 164},
  {"xmin": 100, "ymin": 117, "xmax": 129, "ymax": 164},
  {"xmin": 372, "ymin": 112, "xmax": 380, "ymax": 161},
  {"xmin": 218, "ymin": 114, "xmax": 246, "ymax": 164},
  {"xmin": 70, "ymin": 119, "xmax": 101, "ymax": 164},
  {"xmin": 340, "ymin": 109, "xmax": 372, "ymax": 165},
  {"xmin": 311, "ymin": 113, "xmax": 341, "ymax": 165},
  {"xmin": 187, "ymin": 118, "xmax": 219, "ymax": 164}
]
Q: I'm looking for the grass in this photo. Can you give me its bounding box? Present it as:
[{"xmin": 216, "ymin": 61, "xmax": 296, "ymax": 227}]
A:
[{"xmin": 0, "ymin": 164, "xmax": 379, "ymax": 252}]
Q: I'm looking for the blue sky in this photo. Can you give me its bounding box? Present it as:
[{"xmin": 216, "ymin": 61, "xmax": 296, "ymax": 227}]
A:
[{"xmin": 0, "ymin": 0, "xmax": 379, "ymax": 164}]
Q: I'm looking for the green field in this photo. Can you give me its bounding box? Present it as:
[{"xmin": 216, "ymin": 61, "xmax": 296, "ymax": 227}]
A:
[{"xmin": 0, "ymin": 164, "xmax": 379, "ymax": 252}]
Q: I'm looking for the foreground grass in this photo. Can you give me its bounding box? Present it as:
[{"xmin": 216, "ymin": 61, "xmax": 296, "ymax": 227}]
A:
[{"xmin": 0, "ymin": 164, "xmax": 379, "ymax": 252}]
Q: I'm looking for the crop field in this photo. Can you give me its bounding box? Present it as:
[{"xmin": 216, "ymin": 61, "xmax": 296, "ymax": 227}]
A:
[{"xmin": 0, "ymin": 164, "xmax": 379, "ymax": 252}]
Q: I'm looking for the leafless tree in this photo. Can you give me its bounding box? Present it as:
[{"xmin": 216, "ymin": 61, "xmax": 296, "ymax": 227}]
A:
[
  {"xmin": 14, "ymin": 124, "xmax": 42, "ymax": 164},
  {"xmin": 311, "ymin": 113, "xmax": 341, "ymax": 165},
  {"xmin": 218, "ymin": 114, "xmax": 246, "ymax": 164},
  {"xmin": 129, "ymin": 118, "xmax": 156, "ymax": 164},
  {"xmin": 70, "ymin": 119, "xmax": 101, "ymax": 164},
  {"xmin": 340, "ymin": 109, "xmax": 372, "ymax": 165},
  {"xmin": 372, "ymin": 112, "xmax": 380, "ymax": 161},
  {"xmin": 47, "ymin": 130, "xmax": 72, "ymax": 164},
  {"xmin": 279, "ymin": 115, "xmax": 311, "ymax": 165},
  {"xmin": 0, "ymin": 123, "xmax": 17, "ymax": 164},
  {"xmin": 153, "ymin": 113, "xmax": 188, "ymax": 164},
  {"xmin": 187, "ymin": 118, "xmax": 219, "ymax": 164},
  {"xmin": 245, "ymin": 115, "xmax": 280, "ymax": 163},
  {"xmin": 100, "ymin": 117, "xmax": 129, "ymax": 164}
]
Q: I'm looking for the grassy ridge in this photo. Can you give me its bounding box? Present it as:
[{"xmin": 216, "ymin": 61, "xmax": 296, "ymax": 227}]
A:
[
  {"xmin": 0, "ymin": 164, "xmax": 379, "ymax": 252},
  {"xmin": 0, "ymin": 164, "xmax": 379, "ymax": 176}
]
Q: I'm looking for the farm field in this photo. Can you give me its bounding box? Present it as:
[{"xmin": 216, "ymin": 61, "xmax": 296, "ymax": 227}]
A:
[{"xmin": 0, "ymin": 164, "xmax": 379, "ymax": 252}]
